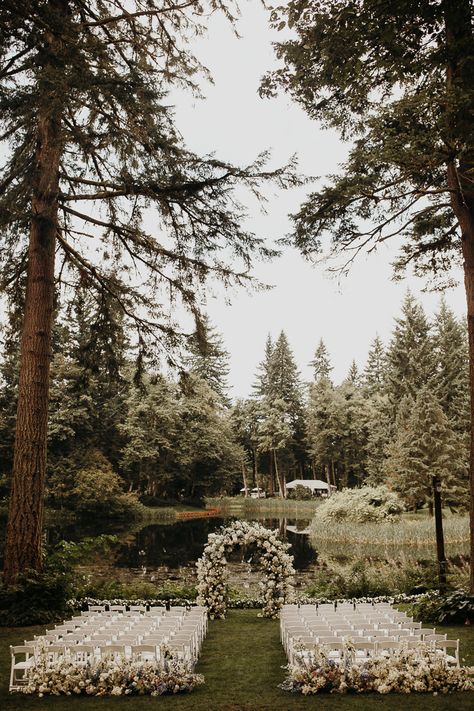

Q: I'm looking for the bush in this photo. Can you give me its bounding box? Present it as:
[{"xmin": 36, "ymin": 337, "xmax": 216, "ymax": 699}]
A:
[
  {"xmin": 74, "ymin": 578, "xmax": 197, "ymax": 601},
  {"xmin": 408, "ymin": 589, "xmax": 474, "ymax": 624},
  {"xmin": 315, "ymin": 485, "xmax": 404, "ymax": 523},
  {"xmin": 287, "ymin": 485, "xmax": 313, "ymax": 500},
  {"xmin": 0, "ymin": 536, "xmax": 115, "ymax": 625},
  {"xmin": 303, "ymin": 557, "xmax": 439, "ymax": 600},
  {"xmin": 0, "ymin": 568, "xmax": 72, "ymax": 626},
  {"xmin": 48, "ymin": 450, "xmax": 141, "ymax": 518}
]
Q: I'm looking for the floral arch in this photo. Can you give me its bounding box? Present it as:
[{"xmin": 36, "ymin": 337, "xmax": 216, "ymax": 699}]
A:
[{"xmin": 196, "ymin": 520, "xmax": 295, "ymax": 619}]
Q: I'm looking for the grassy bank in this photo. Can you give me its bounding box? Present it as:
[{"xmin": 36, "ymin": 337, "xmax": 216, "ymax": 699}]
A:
[
  {"xmin": 207, "ymin": 496, "xmax": 322, "ymax": 517},
  {"xmin": 310, "ymin": 514, "xmax": 470, "ymax": 549},
  {"xmin": 1, "ymin": 610, "xmax": 473, "ymax": 710}
]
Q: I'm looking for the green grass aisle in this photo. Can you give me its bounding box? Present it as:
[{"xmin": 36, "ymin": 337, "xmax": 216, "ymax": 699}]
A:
[{"xmin": 1, "ymin": 611, "xmax": 474, "ymax": 710}]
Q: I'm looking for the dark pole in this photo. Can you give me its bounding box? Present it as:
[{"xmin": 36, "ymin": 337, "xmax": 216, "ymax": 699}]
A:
[{"xmin": 432, "ymin": 475, "xmax": 447, "ymax": 593}]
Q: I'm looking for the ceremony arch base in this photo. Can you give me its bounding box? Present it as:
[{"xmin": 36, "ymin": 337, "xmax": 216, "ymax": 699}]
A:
[{"xmin": 196, "ymin": 520, "xmax": 295, "ymax": 619}]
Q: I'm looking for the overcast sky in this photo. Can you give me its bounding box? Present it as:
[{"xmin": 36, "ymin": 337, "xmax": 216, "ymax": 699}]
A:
[{"xmin": 170, "ymin": 3, "xmax": 467, "ymax": 399}]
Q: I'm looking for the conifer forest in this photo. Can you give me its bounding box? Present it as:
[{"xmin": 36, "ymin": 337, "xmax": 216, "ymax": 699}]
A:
[{"xmin": 0, "ymin": 292, "xmax": 469, "ymax": 512}]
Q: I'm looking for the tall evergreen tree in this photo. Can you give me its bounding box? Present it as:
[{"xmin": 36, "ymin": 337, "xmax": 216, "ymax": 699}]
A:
[
  {"xmin": 252, "ymin": 335, "xmax": 274, "ymax": 398},
  {"xmin": 184, "ymin": 317, "xmax": 231, "ymax": 406},
  {"xmin": 364, "ymin": 335, "xmax": 388, "ymax": 396},
  {"xmin": 385, "ymin": 388, "xmax": 467, "ymax": 511},
  {"xmin": 337, "ymin": 380, "xmax": 370, "ymax": 487},
  {"xmin": 1, "ymin": 1, "xmax": 296, "ymax": 583},
  {"xmin": 231, "ymin": 399, "xmax": 262, "ymax": 491},
  {"xmin": 385, "ymin": 293, "xmax": 435, "ymax": 412},
  {"xmin": 257, "ymin": 397, "xmax": 292, "ymax": 497},
  {"xmin": 267, "ymin": 331, "xmax": 304, "ymax": 420},
  {"xmin": 365, "ymin": 393, "xmax": 392, "ymax": 484},
  {"xmin": 310, "ymin": 338, "xmax": 333, "ymax": 382},
  {"xmin": 306, "ymin": 377, "xmax": 342, "ymax": 487},
  {"xmin": 433, "ymin": 298, "xmax": 470, "ymax": 434}
]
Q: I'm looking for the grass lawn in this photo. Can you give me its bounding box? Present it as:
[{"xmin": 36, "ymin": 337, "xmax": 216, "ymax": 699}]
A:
[{"xmin": 1, "ymin": 610, "xmax": 473, "ymax": 710}]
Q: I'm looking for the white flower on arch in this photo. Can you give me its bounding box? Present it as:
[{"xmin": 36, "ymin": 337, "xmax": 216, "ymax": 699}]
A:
[{"xmin": 196, "ymin": 520, "xmax": 295, "ymax": 619}]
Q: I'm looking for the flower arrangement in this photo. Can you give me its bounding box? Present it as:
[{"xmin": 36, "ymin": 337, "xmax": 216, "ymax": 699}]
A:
[
  {"xmin": 196, "ymin": 520, "xmax": 295, "ymax": 619},
  {"xmin": 280, "ymin": 642, "xmax": 474, "ymax": 695},
  {"xmin": 68, "ymin": 591, "xmax": 434, "ymax": 613},
  {"xmin": 17, "ymin": 653, "xmax": 204, "ymax": 697}
]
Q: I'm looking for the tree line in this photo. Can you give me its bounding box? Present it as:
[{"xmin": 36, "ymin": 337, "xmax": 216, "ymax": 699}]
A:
[{"xmin": 0, "ymin": 291, "xmax": 468, "ymax": 513}]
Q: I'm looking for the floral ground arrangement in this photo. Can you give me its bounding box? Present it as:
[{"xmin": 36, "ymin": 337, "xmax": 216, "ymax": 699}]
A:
[
  {"xmin": 196, "ymin": 520, "xmax": 295, "ymax": 619},
  {"xmin": 16, "ymin": 655, "xmax": 204, "ymax": 697},
  {"xmin": 281, "ymin": 643, "xmax": 474, "ymax": 695}
]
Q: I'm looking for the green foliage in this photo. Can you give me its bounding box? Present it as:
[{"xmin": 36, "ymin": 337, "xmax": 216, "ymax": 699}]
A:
[
  {"xmin": 48, "ymin": 449, "xmax": 140, "ymax": 518},
  {"xmin": 408, "ymin": 590, "xmax": 474, "ymax": 624},
  {"xmin": 184, "ymin": 317, "xmax": 231, "ymax": 406},
  {"xmin": 263, "ymin": 2, "xmax": 473, "ymax": 281},
  {"xmin": 74, "ymin": 578, "xmax": 197, "ymax": 602},
  {"xmin": 385, "ymin": 387, "xmax": 468, "ymax": 510},
  {"xmin": 304, "ymin": 558, "xmax": 439, "ymax": 599},
  {"xmin": 0, "ymin": 536, "xmax": 115, "ymax": 625},
  {"xmin": 315, "ymin": 485, "xmax": 405, "ymax": 523},
  {"xmin": 287, "ymin": 484, "xmax": 313, "ymax": 500}
]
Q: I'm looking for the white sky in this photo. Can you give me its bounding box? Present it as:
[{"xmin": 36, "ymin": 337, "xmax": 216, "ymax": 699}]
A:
[{"xmin": 171, "ymin": 3, "xmax": 467, "ymax": 399}]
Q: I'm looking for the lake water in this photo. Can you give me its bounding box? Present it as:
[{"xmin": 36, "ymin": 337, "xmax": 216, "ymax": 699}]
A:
[{"xmin": 43, "ymin": 514, "xmax": 319, "ymax": 587}]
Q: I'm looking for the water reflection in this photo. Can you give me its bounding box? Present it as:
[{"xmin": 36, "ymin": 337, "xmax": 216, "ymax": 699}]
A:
[{"xmin": 43, "ymin": 515, "xmax": 317, "ymax": 572}]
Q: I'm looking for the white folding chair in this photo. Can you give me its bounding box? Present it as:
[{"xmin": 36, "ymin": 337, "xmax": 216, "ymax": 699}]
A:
[
  {"xmin": 352, "ymin": 641, "xmax": 377, "ymax": 661},
  {"xmin": 130, "ymin": 644, "xmax": 159, "ymax": 661},
  {"xmin": 9, "ymin": 646, "xmax": 36, "ymax": 691},
  {"xmin": 434, "ymin": 639, "xmax": 460, "ymax": 667}
]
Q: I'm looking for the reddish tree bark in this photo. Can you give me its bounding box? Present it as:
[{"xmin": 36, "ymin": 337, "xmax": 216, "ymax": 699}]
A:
[
  {"xmin": 3, "ymin": 80, "xmax": 62, "ymax": 585},
  {"xmin": 443, "ymin": 0, "xmax": 474, "ymax": 593}
]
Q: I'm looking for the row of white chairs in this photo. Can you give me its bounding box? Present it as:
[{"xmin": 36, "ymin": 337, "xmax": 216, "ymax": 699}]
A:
[
  {"xmin": 280, "ymin": 604, "xmax": 460, "ymax": 668},
  {"xmin": 10, "ymin": 605, "xmax": 208, "ymax": 691}
]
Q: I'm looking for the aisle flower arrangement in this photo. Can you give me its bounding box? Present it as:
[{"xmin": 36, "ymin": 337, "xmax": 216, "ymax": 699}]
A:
[
  {"xmin": 69, "ymin": 591, "xmax": 434, "ymax": 612},
  {"xmin": 196, "ymin": 520, "xmax": 295, "ymax": 619},
  {"xmin": 18, "ymin": 655, "xmax": 204, "ymax": 697},
  {"xmin": 280, "ymin": 642, "xmax": 474, "ymax": 695}
]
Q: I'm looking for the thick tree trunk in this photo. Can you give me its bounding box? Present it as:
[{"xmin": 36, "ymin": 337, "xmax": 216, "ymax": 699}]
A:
[
  {"xmin": 443, "ymin": 0, "xmax": 474, "ymax": 594},
  {"xmin": 3, "ymin": 105, "xmax": 62, "ymax": 586},
  {"xmin": 461, "ymin": 231, "xmax": 474, "ymax": 594}
]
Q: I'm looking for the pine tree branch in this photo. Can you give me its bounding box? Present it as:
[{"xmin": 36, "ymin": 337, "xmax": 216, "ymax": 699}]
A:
[{"xmin": 80, "ymin": 4, "xmax": 197, "ymax": 29}]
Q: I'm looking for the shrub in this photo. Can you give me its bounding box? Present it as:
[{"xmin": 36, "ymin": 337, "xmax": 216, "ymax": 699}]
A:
[
  {"xmin": 287, "ymin": 485, "xmax": 313, "ymax": 500},
  {"xmin": 74, "ymin": 578, "xmax": 197, "ymax": 601},
  {"xmin": 47, "ymin": 450, "xmax": 141, "ymax": 518},
  {"xmin": 0, "ymin": 536, "xmax": 115, "ymax": 625},
  {"xmin": 303, "ymin": 557, "xmax": 439, "ymax": 600},
  {"xmin": 314, "ymin": 485, "xmax": 404, "ymax": 524},
  {"xmin": 408, "ymin": 589, "xmax": 474, "ymax": 624}
]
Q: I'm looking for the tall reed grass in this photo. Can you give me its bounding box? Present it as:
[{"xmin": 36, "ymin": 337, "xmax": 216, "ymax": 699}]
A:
[{"xmin": 310, "ymin": 514, "xmax": 469, "ymax": 548}]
